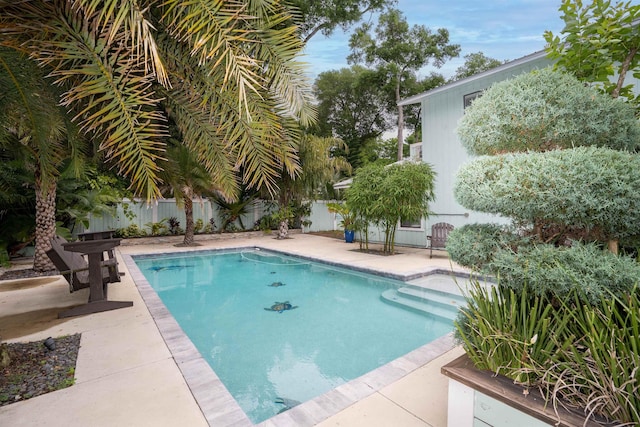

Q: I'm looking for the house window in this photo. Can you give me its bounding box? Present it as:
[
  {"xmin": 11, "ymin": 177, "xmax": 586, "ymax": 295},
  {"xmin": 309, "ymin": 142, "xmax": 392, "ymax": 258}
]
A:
[
  {"xmin": 463, "ymin": 91, "xmax": 483, "ymax": 109},
  {"xmin": 400, "ymin": 217, "xmax": 423, "ymax": 230}
]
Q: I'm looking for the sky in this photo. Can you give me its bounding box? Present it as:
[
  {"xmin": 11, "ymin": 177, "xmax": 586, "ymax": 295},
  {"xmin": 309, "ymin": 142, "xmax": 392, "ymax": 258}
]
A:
[{"xmin": 303, "ymin": 0, "xmax": 566, "ymax": 81}]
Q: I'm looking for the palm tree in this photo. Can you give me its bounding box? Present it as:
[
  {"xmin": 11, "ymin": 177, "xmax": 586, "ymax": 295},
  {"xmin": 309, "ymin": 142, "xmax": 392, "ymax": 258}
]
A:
[
  {"xmin": 0, "ymin": 48, "xmax": 84, "ymax": 271},
  {"xmin": 275, "ymin": 134, "xmax": 351, "ymax": 237},
  {"xmin": 159, "ymin": 144, "xmax": 214, "ymax": 246},
  {"xmin": 213, "ymin": 188, "xmax": 258, "ymax": 233},
  {"xmin": 280, "ymin": 134, "xmax": 352, "ymax": 205},
  {"xmin": 0, "ymin": 0, "xmax": 315, "ymax": 203}
]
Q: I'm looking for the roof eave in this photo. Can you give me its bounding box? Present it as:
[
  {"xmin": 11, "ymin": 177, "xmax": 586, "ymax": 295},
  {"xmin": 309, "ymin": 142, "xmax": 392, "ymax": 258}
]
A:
[{"xmin": 398, "ymin": 50, "xmax": 549, "ymax": 106}]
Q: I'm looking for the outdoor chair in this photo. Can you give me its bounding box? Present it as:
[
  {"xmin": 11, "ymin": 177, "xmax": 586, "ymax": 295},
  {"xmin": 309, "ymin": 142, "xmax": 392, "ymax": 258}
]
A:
[
  {"xmin": 46, "ymin": 235, "xmax": 120, "ymax": 292},
  {"xmin": 46, "ymin": 235, "xmax": 132, "ymax": 318},
  {"xmin": 426, "ymin": 222, "xmax": 454, "ymax": 258}
]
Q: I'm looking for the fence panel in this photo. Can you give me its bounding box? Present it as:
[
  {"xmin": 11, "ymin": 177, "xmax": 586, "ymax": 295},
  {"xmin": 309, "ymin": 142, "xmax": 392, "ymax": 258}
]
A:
[{"xmin": 83, "ymin": 198, "xmax": 272, "ymax": 235}]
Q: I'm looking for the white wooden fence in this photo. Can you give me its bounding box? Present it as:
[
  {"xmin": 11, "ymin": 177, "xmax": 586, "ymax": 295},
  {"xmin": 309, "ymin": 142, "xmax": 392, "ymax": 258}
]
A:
[{"xmin": 83, "ymin": 199, "xmax": 429, "ymax": 247}]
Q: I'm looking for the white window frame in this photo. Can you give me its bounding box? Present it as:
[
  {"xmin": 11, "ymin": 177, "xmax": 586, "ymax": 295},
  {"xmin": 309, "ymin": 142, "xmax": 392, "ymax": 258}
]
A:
[{"xmin": 398, "ymin": 216, "xmax": 425, "ymax": 231}]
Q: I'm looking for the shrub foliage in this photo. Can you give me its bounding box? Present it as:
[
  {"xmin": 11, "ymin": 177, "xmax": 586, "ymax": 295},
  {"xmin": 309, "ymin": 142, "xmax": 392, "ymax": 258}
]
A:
[
  {"xmin": 347, "ymin": 161, "xmax": 435, "ymax": 254},
  {"xmin": 445, "ymin": 224, "xmax": 526, "ymax": 270},
  {"xmin": 454, "ymin": 147, "xmax": 640, "ymax": 242},
  {"xmin": 457, "ymin": 68, "xmax": 640, "ymax": 155},
  {"xmin": 488, "ymin": 243, "xmax": 640, "ymax": 304}
]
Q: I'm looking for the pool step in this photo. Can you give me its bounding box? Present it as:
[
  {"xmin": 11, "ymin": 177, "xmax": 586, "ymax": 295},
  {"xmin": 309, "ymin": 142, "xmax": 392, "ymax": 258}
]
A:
[
  {"xmin": 398, "ymin": 286, "xmax": 467, "ymax": 306},
  {"xmin": 380, "ymin": 286, "xmax": 466, "ymax": 321}
]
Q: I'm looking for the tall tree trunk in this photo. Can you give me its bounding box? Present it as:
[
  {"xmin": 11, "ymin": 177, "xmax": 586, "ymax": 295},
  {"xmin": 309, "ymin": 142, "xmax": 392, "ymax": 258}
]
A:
[
  {"xmin": 183, "ymin": 196, "xmax": 195, "ymax": 246},
  {"xmin": 612, "ymin": 47, "xmax": 638, "ymax": 99},
  {"xmin": 396, "ymin": 77, "xmax": 404, "ymax": 161},
  {"xmin": 33, "ymin": 173, "xmax": 57, "ymax": 272}
]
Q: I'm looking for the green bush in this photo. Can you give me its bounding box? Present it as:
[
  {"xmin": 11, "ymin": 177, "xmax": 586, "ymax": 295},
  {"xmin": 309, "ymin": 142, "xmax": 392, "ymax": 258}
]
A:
[
  {"xmin": 457, "ymin": 68, "xmax": 640, "ymax": 155},
  {"xmin": 347, "ymin": 162, "xmax": 436, "ymax": 254},
  {"xmin": 454, "ymin": 147, "xmax": 640, "ymax": 242},
  {"xmin": 446, "ymin": 224, "xmax": 529, "ymax": 270},
  {"xmin": 0, "ymin": 247, "xmax": 9, "ymax": 268},
  {"xmin": 145, "ymin": 220, "xmax": 169, "ymax": 236},
  {"xmin": 256, "ymin": 213, "xmax": 278, "ymax": 231},
  {"xmin": 203, "ymin": 218, "xmax": 216, "ymax": 233},
  {"xmin": 113, "ymin": 224, "xmax": 147, "ymax": 238},
  {"xmin": 487, "ymin": 242, "xmax": 640, "ymax": 304}
]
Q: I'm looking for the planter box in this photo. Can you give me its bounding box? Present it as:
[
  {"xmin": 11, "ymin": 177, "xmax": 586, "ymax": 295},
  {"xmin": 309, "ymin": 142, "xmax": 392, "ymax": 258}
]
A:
[{"xmin": 441, "ymin": 354, "xmax": 608, "ymax": 427}]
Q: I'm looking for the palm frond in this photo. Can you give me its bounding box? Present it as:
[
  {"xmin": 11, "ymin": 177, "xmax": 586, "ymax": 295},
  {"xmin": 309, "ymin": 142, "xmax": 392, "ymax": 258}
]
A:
[
  {"xmin": 161, "ymin": 0, "xmax": 263, "ymax": 108},
  {"xmin": 73, "ymin": 0, "xmax": 170, "ymax": 86},
  {"xmin": 1, "ymin": 0, "xmax": 316, "ymax": 202},
  {"xmin": 158, "ymin": 30, "xmax": 300, "ymax": 196},
  {"xmin": 36, "ymin": 3, "xmax": 167, "ymax": 200},
  {"xmin": 247, "ymin": 4, "xmax": 317, "ymax": 126},
  {"xmin": 0, "ymin": 48, "xmax": 68, "ymax": 187},
  {"xmin": 160, "ymin": 85, "xmax": 238, "ymax": 198}
]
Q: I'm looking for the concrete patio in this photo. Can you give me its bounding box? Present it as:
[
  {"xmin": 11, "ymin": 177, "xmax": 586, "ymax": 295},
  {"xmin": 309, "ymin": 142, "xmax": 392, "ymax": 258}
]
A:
[{"xmin": 0, "ymin": 233, "xmax": 471, "ymax": 427}]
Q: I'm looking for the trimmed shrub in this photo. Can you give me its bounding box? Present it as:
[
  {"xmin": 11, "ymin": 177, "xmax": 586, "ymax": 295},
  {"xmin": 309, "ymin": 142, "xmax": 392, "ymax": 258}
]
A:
[
  {"xmin": 487, "ymin": 242, "xmax": 640, "ymax": 304},
  {"xmin": 457, "ymin": 67, "xmax": 640, "ymax": 155},
  {"xmin": 446, "ymin": 223, "xmax": 529, "ymax": 270},
  {"xmin": 454, "ymin": 147, "xmax": 640, "ymax": 241}
]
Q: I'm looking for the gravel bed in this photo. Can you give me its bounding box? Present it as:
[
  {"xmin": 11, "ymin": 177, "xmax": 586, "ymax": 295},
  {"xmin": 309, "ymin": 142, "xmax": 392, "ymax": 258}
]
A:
[
  {"xmin": 0, "ymin": 334, "xmax": 81, "ymax": 407},
  {"xmin": 0, "ymin": 268, "xmax": 58, "ymax": 281}
]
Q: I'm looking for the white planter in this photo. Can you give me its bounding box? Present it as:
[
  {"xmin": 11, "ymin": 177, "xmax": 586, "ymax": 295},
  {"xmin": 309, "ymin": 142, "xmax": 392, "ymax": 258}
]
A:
[{"xmin": 441, "ymin": 354, "xmax": 602, "ymax": 427}]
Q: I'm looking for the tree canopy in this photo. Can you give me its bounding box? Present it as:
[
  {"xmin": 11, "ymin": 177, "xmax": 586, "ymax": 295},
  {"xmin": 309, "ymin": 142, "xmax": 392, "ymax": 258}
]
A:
[
  {"xmin": 451, "ymin": 68, "xmax": 640, "ymax": 282},
  {"xmin": 348, "ymin": 8, "xmax": 459, "ymax": 160},
  {"xmin": 455, "ymin": 146, "xmax": 640, "ymax": 242},
  {"xmin": 313, "ymin": 66, "xmax": 391, "ymax": 168},
  {"xmin": 289, "ymin": 0, "xmax": 395, "ymax": 43},
  {"xmin": 457, "ymin": 68, "xmax": 640, "ymax": 155},
  {"xmin": 451, "ymin": 52, "xmax": 504, "ymax": 81}
]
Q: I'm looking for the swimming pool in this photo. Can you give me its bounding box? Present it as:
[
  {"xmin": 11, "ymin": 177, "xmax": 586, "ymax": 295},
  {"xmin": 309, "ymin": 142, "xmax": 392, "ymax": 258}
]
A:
[{"xmin": 131, "ymin": 248, "xmax": 464, "ymax": 424}]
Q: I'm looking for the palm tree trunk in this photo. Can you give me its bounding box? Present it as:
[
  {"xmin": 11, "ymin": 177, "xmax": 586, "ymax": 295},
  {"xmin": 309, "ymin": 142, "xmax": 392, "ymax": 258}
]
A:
[
  {"xmin": 33, "ymin": 174, "xmax": 57, "ymax": 272},
  {"xmin": 183, "ymin": 197, "xmax": 195, "ymax": 246}
]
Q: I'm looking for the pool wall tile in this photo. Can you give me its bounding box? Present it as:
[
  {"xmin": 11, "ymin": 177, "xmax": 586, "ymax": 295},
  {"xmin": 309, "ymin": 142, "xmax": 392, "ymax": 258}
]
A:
[
  {"xmin": 309, "ymin": 391, "xmax": 352, "ymax": 415},
  {"xmin": 334, "ymin": 379, "xmax": 376, "ymax": 401},
  {"xmin": 360, "ymin": 362, "xmax": 408, "ymax": 389}
]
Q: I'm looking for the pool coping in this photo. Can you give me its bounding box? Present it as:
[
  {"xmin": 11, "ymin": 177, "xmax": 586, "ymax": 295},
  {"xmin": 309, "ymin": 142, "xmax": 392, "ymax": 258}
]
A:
[{"xmin": 123, "ymin": 246, "xmax": 464, "ymax": 427}]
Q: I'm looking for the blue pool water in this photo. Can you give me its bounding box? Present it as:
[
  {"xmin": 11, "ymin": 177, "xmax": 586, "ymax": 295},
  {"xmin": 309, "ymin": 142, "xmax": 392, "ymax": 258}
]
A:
[{"xmin": 135, "ymin": 249, "xmax": 458, "ymax": 423}]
